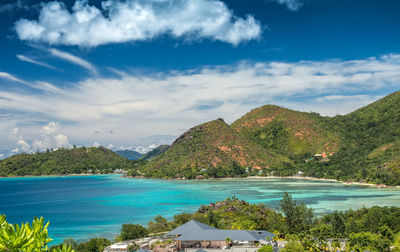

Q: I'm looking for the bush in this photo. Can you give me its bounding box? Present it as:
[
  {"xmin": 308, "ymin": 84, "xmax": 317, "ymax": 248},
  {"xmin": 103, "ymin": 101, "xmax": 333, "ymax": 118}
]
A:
[{"xmin": 121, "ymin": 224, "xmax": 149, "ymax": 240}]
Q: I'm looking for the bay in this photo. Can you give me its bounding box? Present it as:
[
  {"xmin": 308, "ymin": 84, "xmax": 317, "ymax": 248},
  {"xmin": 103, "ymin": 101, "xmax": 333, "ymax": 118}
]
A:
[{"xmin": 1, "ymin": 175, "xmax": 400, "ymax": 244}]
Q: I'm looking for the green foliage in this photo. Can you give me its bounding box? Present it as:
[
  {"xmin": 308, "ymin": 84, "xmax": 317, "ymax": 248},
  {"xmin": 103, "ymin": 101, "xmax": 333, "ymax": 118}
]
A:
[
  {"xmin": 132, "ymin": 119, "xmax": 288, "ymax": 179},
  {"xmin": 76, "ymin": 238, "xmax": 111, "ymax": 252},
  {"xmin": 121, "ymin": 224, "xmax": 148, "ymax": 240},
  {"xmin": 280, "ymin": 192, "xmax": 314, "ymax": 233},
  {"xmin": 0, "ymin": 215, "xmax": 73, "ymax": 252},
  {"xmin": 347, "ymin": 231, "xmax": 390, "ymax": 252},
  {"xmin": 281, "ymin": 234, "xmax": 304, "ymax": 252},
  {"xmin": 0, "ymin": 147, "xmax": 136, "ymax": 177},
  {"xmin": 131, "ymin": 91, "xmax": 400, "ymax": 185},
  {"xmin": 50, "ymin": 238, "xmax": 112, "ymax": 252},
  {"xmin": 393, "ymin": 233, "xmax": 400, "ymax": 252},
  {"xmin": 140, "ymin": 145, "xmax": 170, "ymax": 160},
  {"xmin": 258, "ymin": 245, "xmax": 273, "ymax": 252},
  {"xmin": 115, "ymin": 150, "xmax": 143, "ymax": 160},
  {"xmin": 147, "ymin": 215, "xmax": 169, "ymax": 234}
]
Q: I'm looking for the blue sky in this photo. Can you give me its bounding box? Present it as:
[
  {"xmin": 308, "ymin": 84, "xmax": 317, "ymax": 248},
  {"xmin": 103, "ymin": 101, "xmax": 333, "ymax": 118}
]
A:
[{"xmin": 0, "ymin": 0, "xmax": 400, "ymax": 157}]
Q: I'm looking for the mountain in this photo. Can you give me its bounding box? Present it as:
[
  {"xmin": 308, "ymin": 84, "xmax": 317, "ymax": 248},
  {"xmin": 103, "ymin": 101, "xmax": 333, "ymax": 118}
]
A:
[
  {"xmin": 231, "ymin": 105, "xmax": 340, "ymax": 157},
  {"xmin": 133, "ymin": 118, "xmax": 288, "ymax": 179},
  {"xmin": 133, "ymin": 91, "xmax": 400, "ymax": 185},
  {"xmin": 140, "ymin": 145, "xmax": 170, "ymax": 160},
  {"xmin": 0, "ymin": 146, "xmax": 135, "ymax": 177},
  {"xmin": 115, "ymin": 150, "xmax": 143, "ymax": 160}
]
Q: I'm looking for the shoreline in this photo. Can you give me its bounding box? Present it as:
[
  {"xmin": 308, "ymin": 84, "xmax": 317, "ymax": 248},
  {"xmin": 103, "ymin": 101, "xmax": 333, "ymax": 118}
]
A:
[
  {"xmin": 2, "ymin": 173, "xmax": 400, "ymax": 189},
  {"xmin": 0, "ymin": 173, "xmax": 114, "ymax": 179},
  {"xmin": 127, "ymin": 175, "xmax": 400, "ymax": 189},
  {"xmin": 241, "ymin": 176, "xmax": 400, "ymax": 189}
]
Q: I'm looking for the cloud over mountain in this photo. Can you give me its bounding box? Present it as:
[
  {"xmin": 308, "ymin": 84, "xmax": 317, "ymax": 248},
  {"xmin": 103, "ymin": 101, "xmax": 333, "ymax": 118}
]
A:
[
  {"xmin": 0, "ymin": 54, "xmax": 399, "ymax": 152},
  {"xmin": 15, "ymin": 0, "xmax": 261, "ymax": 47}
]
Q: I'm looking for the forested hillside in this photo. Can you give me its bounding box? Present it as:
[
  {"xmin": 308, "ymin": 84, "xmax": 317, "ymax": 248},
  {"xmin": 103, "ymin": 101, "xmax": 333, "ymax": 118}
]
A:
[
  {"xmin": 0, "ymin": 146, "xmax": 135, "ymax": 177},
  {"xmin": 132, "ymin": 91, "xmax": 400, "ymax": 185},
  {"xmin": 1, "ymin": 92, "xmax": 399, "ymax": 184}
]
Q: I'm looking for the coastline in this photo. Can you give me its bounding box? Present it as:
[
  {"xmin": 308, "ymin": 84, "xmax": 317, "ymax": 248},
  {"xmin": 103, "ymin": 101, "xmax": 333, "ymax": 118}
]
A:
[
  {"xmin": 127, "ymin": 175, "xmax": 400, "ymax": 189},
  {"xmin": 241, "ymin": 176, "xmax": 400, "ymax": 189},
  {"xmin": 2, "ymin": 173, "xmax": 400, "ymax": 189},
  {"xmin": 0, "ymin": 173, "xmax": 114, "ymax": 179}
]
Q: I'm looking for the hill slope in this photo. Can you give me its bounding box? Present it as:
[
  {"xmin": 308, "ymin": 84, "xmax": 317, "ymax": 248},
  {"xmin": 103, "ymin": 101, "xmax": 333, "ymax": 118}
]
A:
[
  {"xmin": 134, "ymin": 91, "xmax": 400, "ymax": 185},
  {"xmin": 0, "ymin": 147, "xmax": 134, "ymax": 177},
  {"xmin": 115, "ymin": 150, "xmax": 143, "ymax": 160},
  {"xmin": 134, "ymin": 119, "xmax": 288, "ymax": 179},
  {"xmin": 140, "ymin": 145, "xmax": 170, "ymax": 160},
  {"xmin": 232, "ymin": 105, "xmax": 340, "ymax": 157}
]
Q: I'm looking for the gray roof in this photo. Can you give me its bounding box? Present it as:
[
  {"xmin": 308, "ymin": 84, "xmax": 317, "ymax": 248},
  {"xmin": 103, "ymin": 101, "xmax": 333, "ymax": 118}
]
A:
[
  {"xmin": 176, "ymin": 229, "xmax": 275, "ymax": 241},
  {"xmin": 167, "ymin": 220, "xmax": 218, "ymax": 235}
]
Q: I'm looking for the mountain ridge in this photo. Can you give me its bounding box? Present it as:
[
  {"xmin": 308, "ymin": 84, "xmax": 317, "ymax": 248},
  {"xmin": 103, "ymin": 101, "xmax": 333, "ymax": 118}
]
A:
[{"xmin": 132, "ymin": 91, "xmax": 400, "ymax": 185}]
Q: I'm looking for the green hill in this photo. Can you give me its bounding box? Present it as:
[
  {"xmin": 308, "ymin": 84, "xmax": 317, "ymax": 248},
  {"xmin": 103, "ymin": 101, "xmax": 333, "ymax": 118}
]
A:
[
  {"xmin": 115, "ymin": 150, "xmax": 143, "ymax": 160},
  {"xmin": 232, "ymin": 105, "xmax": 340, "ymax": 157},
  {"xmin": 2, "ymin": 91, "xmax": 399, "ymax": 184},
  {"xmin": 133, "ymin": 118, "xmax": 288, "ymax": 179},
  {"xmin": 0, "ymin": 146, "xmax": 135, "ymax": 177},
  {"xmin": 140, "ymin": 145, "xmax": 170, "ymax": 160},
  {"xmin": 133, "ymin": 91, "xmax": 400, "ymax": 185}
]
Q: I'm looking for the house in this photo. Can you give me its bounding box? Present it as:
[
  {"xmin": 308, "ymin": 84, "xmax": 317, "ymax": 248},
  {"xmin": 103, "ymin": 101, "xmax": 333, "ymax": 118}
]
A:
[{"xmin": 166, "ymin": 220, "xmax": 275, "ymax": 250}]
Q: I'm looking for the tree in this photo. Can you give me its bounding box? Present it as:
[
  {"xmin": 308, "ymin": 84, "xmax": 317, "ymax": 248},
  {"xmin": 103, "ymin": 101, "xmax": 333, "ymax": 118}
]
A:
[
  {"xmin": 0, "ymin": 215, "xmax": 73, "ymax": 252},
  {"xmin": 347, "ymin": 232, "xmax": 389, "ymax": 252},
  {"xmin": 76, "ymin": 238, "xmax": 111, "ymax": 252},
  {"xmin": 281, "ymin": 234, "xmax": 304, "ymax": 252},
  {"xmin": 121, "ymin": 224, "xmax": 149, "ymax": 241},
  {"xmin": 148, "ymin": 215, "xmax": 169, "ymax": 233},
  {"xmin": 258, "ymin": 245, "xmax": 273, "ymax": 252},
  {"xmin": 280, "ymin": 192, "xmax": 297, "ymax": 233},
  {"xmin": 173, "ymin": 213, "xmax": 191, "ymax": 226},
  {"xmin": 392, "ymin": 233, "xmax": 400, "ymax": 252},
  {"xmin": 280, "ymin": 192, "xmax": 314, "ymax": 233}
]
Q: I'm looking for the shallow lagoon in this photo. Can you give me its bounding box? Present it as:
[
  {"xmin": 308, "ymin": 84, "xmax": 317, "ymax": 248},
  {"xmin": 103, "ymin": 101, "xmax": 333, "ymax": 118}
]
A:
[{"xmin": 1, "ymin": 175, "xmax": 400, "ymax": 244}]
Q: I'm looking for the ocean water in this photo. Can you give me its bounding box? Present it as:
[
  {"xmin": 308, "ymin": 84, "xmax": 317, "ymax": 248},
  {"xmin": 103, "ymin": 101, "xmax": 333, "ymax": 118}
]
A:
[{"xmin": 1, "ymin": 175, "xmax": 400, "ymax": 244}]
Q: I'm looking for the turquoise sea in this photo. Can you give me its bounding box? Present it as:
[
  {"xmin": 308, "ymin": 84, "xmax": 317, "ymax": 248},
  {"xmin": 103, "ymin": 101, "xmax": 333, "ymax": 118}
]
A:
[{"xmin": 1, "ymin": 175, "xmax": 400, "ymax": 244}]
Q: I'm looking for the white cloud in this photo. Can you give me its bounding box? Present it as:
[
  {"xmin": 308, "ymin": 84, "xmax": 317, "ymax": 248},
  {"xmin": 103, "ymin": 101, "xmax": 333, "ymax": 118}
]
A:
[
  {"xmin": 12, "ymin": 122, "xmax": 71, "ymax": 153},
  {"xmin": 17, "ymin": 137, "xmax": 30, "ymax": 152},
  {"xmin": 1, "ymin": 54, "xmax": 400, "ymax": 151},
  {"xmin": 93, "ymin": 142, "xmax": 100, "ymax": 147},
  {"xmin": 272, "ymin": 0, "xmax": 303, "ymax": 11},
  {"xmin": 15, "ymin": 0, "xmax": 261, "ymax": 47},
  {"xmin": 48, "ymin": 48, "xmax": 97, "ymax": 74},
  {"xmin": 0, "ymin": 72, "xmax": 29, "ymax": 85},
  {"xmin": 17, "ymin": 54, "xmax": 59, "ymax": 71},
  {"xmin": 135, "ymin": 144, "xmax": 157, "ymax": 154},
  {"xmin": 42, "ymin": 122, "xmax": 60, "ymax": 135}
]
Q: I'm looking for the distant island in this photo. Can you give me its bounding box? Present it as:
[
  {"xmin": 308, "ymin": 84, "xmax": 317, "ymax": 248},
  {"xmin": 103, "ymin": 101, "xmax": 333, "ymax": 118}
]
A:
[{"xmin": 1, "ymin": 91, "xmax": 399, "ymax": 186}]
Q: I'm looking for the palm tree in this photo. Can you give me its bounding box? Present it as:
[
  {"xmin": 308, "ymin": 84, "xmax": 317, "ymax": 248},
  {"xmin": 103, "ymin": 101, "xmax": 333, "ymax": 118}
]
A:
[{"xmin": 225, "ymin": 237, "xmax": 232, "ymax": 248}]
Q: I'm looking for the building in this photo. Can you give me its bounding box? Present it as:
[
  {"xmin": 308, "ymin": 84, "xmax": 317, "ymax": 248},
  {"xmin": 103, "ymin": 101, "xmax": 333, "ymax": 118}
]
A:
[{"xmin": 166, "ymin": 220, "xmax": 275, "ymax": 251}]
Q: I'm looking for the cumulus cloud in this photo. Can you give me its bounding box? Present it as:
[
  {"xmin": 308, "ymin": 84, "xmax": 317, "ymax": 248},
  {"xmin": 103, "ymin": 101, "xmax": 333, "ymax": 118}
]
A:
[
  {"xmin": 17, "ymin": 137, "xmax": 31, "ymax": 152},
  {"xmin": 135, "ymin": 144, "xmax": 157, "ymax": 154},
  {"xmin": 17, "ymin": 54, "xmax": 59, "ymax": 71},
  {"xmin": 48, "ymin": 48, "xmax": 97, "ymax": 74},
  {"xmin": 272, "ymin": 0, "xmax": 303, "ymax": 11},
  {"xmin": 1, "ymin": 54, "xmax": 400, "ymax": 151},
  {"xmin": 11, "ymin": 122, "xmax": 71, "ymax": 153},
  {"xmin": 92, "ymin": 141, "xmax": 100, "ymax": 147},
  {"xmin": 15, "ymin": 0, "xmax": 261, "ymax": 47}
]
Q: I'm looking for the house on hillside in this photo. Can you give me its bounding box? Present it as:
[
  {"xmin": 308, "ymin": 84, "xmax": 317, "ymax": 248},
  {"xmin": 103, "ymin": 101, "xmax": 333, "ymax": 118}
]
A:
[{"xmin": 166, "ymin": 220, "xmax": 275, "ymax": 251}]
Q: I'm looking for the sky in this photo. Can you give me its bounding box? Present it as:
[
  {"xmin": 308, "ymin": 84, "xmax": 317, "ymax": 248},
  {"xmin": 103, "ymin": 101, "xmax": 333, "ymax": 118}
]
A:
[{"xmin": 0, "ymin": 0, "xmax": 400, "ymax": 157}]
